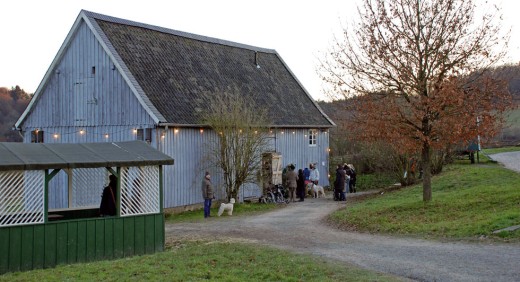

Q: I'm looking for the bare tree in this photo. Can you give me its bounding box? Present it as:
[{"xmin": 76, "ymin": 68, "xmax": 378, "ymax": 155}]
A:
[
  {"xmin": 203, "ymin": 92, "xmax": 271, "ymax": 201},
  {"xmin": 320, "ymin": 0, "xmax": 513, "ymax": 201}
]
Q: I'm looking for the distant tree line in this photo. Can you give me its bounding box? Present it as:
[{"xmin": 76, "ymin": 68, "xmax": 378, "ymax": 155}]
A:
[{"xmin": 0, "ymin": 86, "xmax": 31, "ymax": 142}]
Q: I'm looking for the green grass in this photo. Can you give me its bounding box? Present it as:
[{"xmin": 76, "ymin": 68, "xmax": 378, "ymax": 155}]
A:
[
  {"xmin": 357, "ymin": 172, "xmax": 398, "ymax": 191},
  {"xmin": 165, "ymin": 200, "xmax": 285, "ymax": 223},
  {"xmin": 482, "ymin": 146, "xmax": 520, "ymax": 155},
  {"xmin": 0, "ymin": 241, "xmax": 401, "ymax": 282},
  {"xmin": 330, "ymin": 157, "xmax": 520, "ymax": 241}
]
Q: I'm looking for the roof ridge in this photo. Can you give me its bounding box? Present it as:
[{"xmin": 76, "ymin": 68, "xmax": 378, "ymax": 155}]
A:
[{"xmin": 81, "ymin": 9, "xmax": 276, "ymax": 54}]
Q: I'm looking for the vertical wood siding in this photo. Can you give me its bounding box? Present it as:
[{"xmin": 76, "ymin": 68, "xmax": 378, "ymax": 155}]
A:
[
  {"xmin": 273, "ymin": 129, "xmax": 330, "ymax": 186},
  {"xmin": 23, "ymin": 21, "xmax": 155, "ymax": 128}
]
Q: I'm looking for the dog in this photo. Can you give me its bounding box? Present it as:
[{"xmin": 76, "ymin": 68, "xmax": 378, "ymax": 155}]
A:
[
  {"xmin": 313, "ymin": 185, "xmax": 326, "ymax": 198},
  {"xmin": 305, "ymin": 182, "xmax": 326, "ymax": 198},
  {"xmin": 217, "ymin": 198, "xmax": 235, "ymax": 216}
]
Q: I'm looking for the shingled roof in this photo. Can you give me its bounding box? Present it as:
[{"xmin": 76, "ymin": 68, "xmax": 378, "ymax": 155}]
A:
[{"xmin": 84, "ymin": 11, "xmax": 334, "ymax": 128}]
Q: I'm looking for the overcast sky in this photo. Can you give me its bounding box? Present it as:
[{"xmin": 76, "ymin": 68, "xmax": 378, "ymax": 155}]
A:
[{"xmin": 1, "ymin": 0, "xmax": 518, "ymax": 101}]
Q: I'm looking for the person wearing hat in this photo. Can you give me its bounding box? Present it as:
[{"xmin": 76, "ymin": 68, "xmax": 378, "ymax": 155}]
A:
[{"xmin": 201, "ymin": 171, "xmax": 214, "ymax": 218}]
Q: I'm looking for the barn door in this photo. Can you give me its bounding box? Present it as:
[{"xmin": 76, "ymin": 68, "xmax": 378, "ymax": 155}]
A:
[{"xmin": 74, "ymin": 78, "xmax": 95, "ymax": 126}]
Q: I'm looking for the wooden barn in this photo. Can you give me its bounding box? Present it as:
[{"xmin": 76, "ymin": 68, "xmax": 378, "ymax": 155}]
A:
[{"xmin": 14, "ymin": 10, "xmax": 335, "ymax": 210}]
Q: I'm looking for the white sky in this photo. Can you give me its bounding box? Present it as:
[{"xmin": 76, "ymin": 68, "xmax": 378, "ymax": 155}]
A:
[{"xmin": 1, "ymin": 0, "xmax": 519, "ymax": 101}]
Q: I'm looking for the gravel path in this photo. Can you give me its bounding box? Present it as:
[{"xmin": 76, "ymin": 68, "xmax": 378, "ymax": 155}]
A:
[
  {"xmin": 166, "ymin": 193, "xmax": 520, "ymax": 282},
  {"xmin": 487, "ymin": 151, "xmax": 520, "ymax": 173}
]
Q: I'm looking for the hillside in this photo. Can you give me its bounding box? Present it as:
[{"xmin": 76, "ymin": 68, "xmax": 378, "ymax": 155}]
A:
[
  {"xmin": 319, "ymin": 64, "xmax": 520, "ymax": 146},
  {"xmin": 0, "ymin": 86, "xmax": 31, "ymax": 142}
]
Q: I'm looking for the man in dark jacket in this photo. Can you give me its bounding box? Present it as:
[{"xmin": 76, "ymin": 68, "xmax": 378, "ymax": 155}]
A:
[
  {"xmin": 334, "ymin": 164, "xmax": 346, "ymax": 201},
  {"xmin": 100, "ymin": 174, "xmax": 117, "ymax": 216},
  {"xmin": 201, "ymin": 171, "xmax": 214, "ymax": 218}
]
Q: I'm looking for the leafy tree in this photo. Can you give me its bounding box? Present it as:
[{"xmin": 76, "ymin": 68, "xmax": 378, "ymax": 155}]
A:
[
  {"xmin": 0, "ymin": 86, "xmax": 31, "ymax": 142},
  {"xmin": 203, "ymin": 92, "xmax": 271, "ymax": 201},
  {"xmin": 320, "ymin": 0, "xmax": 513, "ymax": 201}
]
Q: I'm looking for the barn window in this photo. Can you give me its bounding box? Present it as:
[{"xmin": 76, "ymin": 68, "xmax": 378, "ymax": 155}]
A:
[
  {"xmin": 31, "ymin": 130, "xmax": 44, "ymax": 143},
  {"xmin": 309, "ymin": 129, "xmax": 317, "ymax": 146},
  {"xmin": 136, "ymin": 128, "xmax": 152, "ymax": 143}
]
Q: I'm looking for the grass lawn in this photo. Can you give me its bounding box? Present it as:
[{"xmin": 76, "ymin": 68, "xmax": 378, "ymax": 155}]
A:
[
  {"xmin": 482, "ymin": 146, "xmax": 520, "ymax": 155},
  {"xmin": 0, "ymin": 240, "xmax": 401, "ymax": 282},
  {"xmin": 357, "ymin": 172, "xmax": 398, "ymax": 191},
  {"xmin": 329, "ymin": 155, "xmax": 520, "ymax": 242}
]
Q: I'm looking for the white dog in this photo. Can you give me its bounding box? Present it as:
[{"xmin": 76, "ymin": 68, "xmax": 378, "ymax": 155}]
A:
[
  {"xmin": 217, "ymin": 198, "xmax": 235, "ymax": 216},
  {"xmin": 306, "ymin": 183, "xmax": 326, "ymax": 198},
  {"xmin": 313, "ymin": 185, "xmax": 326, "ymax": 198}
]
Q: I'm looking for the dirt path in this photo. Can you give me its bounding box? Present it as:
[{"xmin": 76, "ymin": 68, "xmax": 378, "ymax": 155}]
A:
[{"xmin": 165, "ymin": 193, "xmax": 520, "ymax": 282}]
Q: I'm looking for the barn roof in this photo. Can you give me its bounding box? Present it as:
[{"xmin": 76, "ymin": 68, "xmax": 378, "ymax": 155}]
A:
[
  {"xmin": 15, "ymin": 10, "xmax": 334, "ymax": 129},
  {"xmin": 0, "ymin": 141, "xmax": 174, "ymax": 171},
  {"xmin": 87, "ymin": 10, "xmax": 335, "ymax": 127}
]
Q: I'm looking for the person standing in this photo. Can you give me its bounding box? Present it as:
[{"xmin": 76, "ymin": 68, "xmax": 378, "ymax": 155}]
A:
[
  {"xmin": 100, "ymin": 174, "xmax": 117, "ymax": 216},
  {"xmin": 348, "ymin": 164, "xmax": 357, "ymax": 193},
  {"xmin": 309, "ymin": 163, "xmax": 320, "ymax": 186},
  {"xmin": 303, "ymin": 167, "xmax": 310, "ymax": 182},
  {"xmin": 297, "ymin": 169, "xmax": 305, "ymax": 202},
  {"xmin": 201, "ymin": 171, "xmax": 214, "ymax": 218},
  {"xmin": 285, "ymin": 164, "xmax": 298, "ymax": 202},
  {"xmin": 344, "ymin": 164, "xmax": 351, "ymax": 194},
  {"xmin": 335, "ymin": 164, "xmax": 346, "ymax": 201}
]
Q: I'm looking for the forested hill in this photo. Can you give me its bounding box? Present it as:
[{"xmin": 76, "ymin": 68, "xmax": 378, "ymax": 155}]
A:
[
  {"xmin": 0, "ymin": 86, "xmax": 31, "ymax": 142},
  {"xmin": 318, "ymin": 63, "xmax": 520, "ymax": 146}
]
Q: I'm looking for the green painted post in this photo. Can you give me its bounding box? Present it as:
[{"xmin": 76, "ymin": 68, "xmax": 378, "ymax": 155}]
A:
[
  {"xmin": 159, "ymin": 165, "xmax": 165, "ymax": 250},
  {"xmin": 159, "ymin": 165, "xmax": 163, "ymax": 212},
  {"xmin": 44, "ymin": 169, "xmax": 61, "ymax": 223},
  {"xmin": 44, "ymin": 170, "xmax": 49, "ymax": 223},
  {"xmin": 116, "ymin": 167, "xmax": 121, "ymax": 217}
]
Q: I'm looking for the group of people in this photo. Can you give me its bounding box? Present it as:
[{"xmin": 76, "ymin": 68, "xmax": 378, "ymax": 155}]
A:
[
  {"xmin": 199, "ymin": 161, "xmax": 352, "ymax": 218},
  {"xmin": 285, "ymin": 163, "xmax": 320, "ymax": 202},
  {"xmin": 334, "ymin": 163, "xmax": 357, "ymax": 201}
]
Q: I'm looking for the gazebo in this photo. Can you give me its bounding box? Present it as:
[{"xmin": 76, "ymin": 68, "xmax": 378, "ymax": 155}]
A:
[{"xmin": 0, "ymin": 141, "xmax": 174, "ymax": 274}]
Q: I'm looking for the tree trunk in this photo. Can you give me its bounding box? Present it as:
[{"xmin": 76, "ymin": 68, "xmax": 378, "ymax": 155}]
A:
[{"xmin": 421, "ymin": 141, "xmax": 432, "ymax": 202}]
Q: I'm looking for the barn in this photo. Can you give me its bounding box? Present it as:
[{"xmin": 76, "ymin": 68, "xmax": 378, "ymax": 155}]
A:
[{"xmin": 14, "ymin": 10, "xmax": 335, "ymax": 210}]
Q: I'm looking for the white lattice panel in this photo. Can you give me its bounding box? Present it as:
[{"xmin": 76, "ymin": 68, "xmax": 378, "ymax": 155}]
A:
[
  {"xmin": 72, "ymin": 168, "xmax": 108, "ymax": 207},
  {"xmin": 120, "ymin": 166, "xmax": 160, "ymax": 216},
  {"xmin": 0, "ymin": 170, "xmax": 44, "ymax": 226}
]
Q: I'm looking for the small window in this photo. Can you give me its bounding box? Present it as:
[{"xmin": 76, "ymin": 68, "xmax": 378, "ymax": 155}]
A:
[
  {"xmin": 136, "ymin": 128, "xmax": 152, "ymax": 143},
  {"xmin": 309, "ymin": 129, "xmax": 317, "ymax": 146},
  {"xmin": 91, "ymin": 66, "xmax": 96, "ymax": 75},
  {"xmin": 31, "ymin": 130, "xmax": 44, "ymax": 143}
]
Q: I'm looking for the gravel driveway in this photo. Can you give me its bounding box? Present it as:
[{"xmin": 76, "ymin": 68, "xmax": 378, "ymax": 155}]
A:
[
  {"xmin": 166, "ymin": 193, "xmax": 520, "ymax": 282},
  {"xmin": 487, "ymin": 151, "xmax": 520, "ymax": 173}
]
